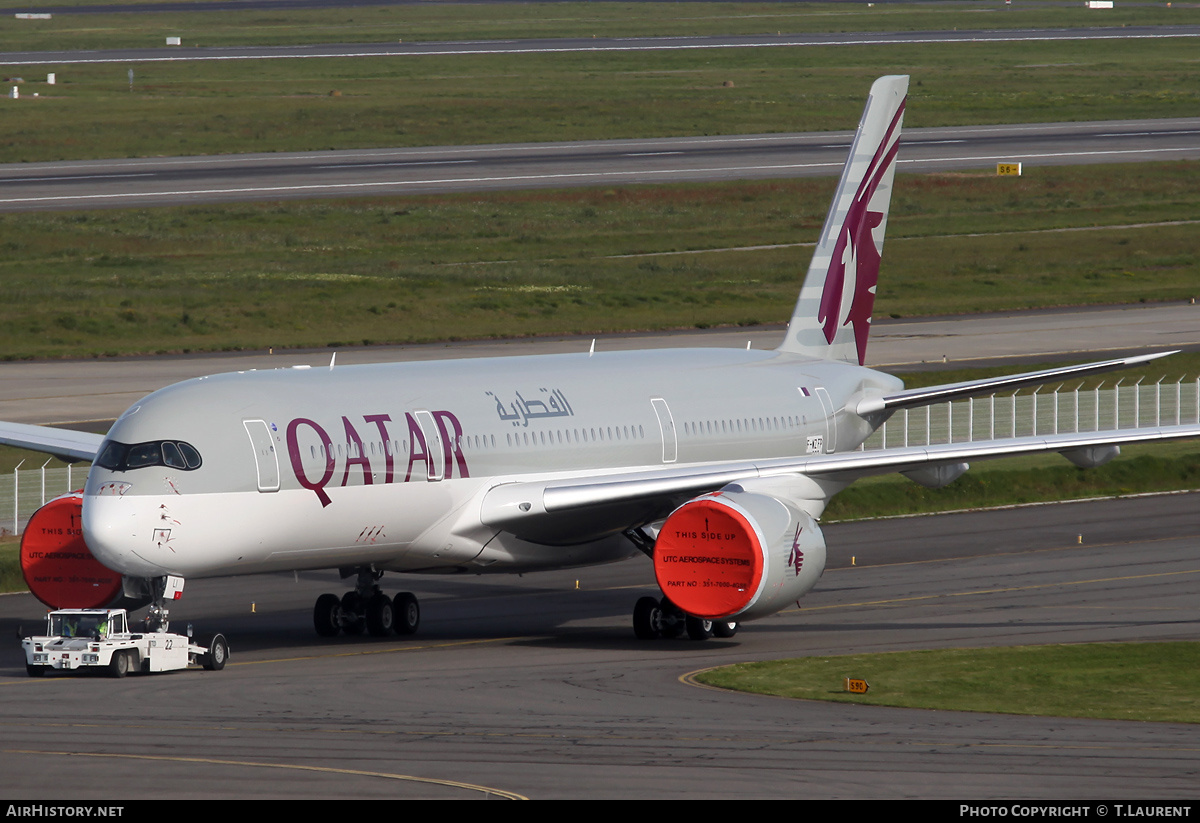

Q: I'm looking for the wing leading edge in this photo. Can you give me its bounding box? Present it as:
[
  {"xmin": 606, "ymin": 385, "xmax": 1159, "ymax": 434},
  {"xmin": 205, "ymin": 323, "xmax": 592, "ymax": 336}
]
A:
[
  {"xmin": 479, "ymin": 421, "xmax": 1200, "ymax": 537},
  {"xmin": 0, "ymin": 421, "xmax": 102, "ymax": 463}
]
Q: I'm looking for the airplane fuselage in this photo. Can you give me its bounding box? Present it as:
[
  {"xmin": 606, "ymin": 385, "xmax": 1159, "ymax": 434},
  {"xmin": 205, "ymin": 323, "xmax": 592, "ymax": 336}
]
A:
[{"xmin": 81, "ymin": 347, "xmax": 901, "ymax": 580}]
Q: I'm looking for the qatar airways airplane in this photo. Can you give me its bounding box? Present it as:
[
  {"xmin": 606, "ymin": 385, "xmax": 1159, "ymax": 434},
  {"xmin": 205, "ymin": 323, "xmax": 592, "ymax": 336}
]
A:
[{"xmin": 5, "ymin": 75, "xmax": 1199, "ymax": 642}]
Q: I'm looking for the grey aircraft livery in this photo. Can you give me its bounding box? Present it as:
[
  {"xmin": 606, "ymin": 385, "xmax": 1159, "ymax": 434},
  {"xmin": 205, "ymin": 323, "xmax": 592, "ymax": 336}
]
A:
[{"xmin": 5, "ymin": 76, "xmax": 1199, "ymax": 642}]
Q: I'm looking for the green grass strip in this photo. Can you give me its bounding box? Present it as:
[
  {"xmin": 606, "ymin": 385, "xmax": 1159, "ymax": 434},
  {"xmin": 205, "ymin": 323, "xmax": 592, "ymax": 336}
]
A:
[
  {"xmin": 4, "ymin": 35, "xmax": 1199, "ymax": 163},
  {"xmin": 0, "ymin": 540, "xmax": 23, "ymax": 594},
  {"xmin": 824, "ymin": 446, "xmax": 1200, "ymax": 522},
  {"xmin": 1, "ymin": 163, "xmax": 1197, "ymax": 360},
  {"xmin": 696, "ymin": 643, "xmax": 1200, "ymax": 723}
]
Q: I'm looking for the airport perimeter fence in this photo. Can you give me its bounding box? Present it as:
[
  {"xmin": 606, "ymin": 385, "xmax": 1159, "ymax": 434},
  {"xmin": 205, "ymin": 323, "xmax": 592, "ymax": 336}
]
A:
[
  {"xmin": 2, "ymin": 464, "xmax": 85, "ymax": 538},
  {"xmin": 2, "ymin": 377, "xmax": 1198, "ymax": 536}
]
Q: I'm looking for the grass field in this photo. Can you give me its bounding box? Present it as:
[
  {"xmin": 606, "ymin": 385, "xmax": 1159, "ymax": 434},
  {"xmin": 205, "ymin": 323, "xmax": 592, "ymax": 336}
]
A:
[
  {"xmin": 0, "ymin": 162, "xmax": 1195, "ymax": 360},
  {"xmin": 0, "ymin": 538, "xmax": 20, "ymax": 593},
  {"xmin": 823, "ymin": 445, "xmax": 1200, "ymax": 521},
  {"xmin": 695, "ymin": 642, "xmax": 1200, "ymax": 723},
  {"xmin": 1, "ymin": 35, "xmax": 1198, "ymax": 162}
]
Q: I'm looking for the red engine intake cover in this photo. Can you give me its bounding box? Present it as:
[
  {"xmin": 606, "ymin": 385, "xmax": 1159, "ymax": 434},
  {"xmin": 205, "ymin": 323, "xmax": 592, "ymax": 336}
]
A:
[
  {"xmin": 653, "ymin": 496, "xmax": 765, "ymax": 619},
  {"xmin": 20, "ymin": 492, "xmax": 123, "ymax": 609}
]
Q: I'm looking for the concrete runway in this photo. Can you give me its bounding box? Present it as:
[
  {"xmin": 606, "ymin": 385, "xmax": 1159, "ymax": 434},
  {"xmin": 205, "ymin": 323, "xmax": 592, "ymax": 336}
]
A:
[
  {"xmin": 1, "ymin": 493, "xmax": 1196, "ymax": 798},
  {"xmin": 3, "ymin": 25, "xmax": 1199, "ymax": 67},
  {"xmin": 2, "ymin": 118, "xmax": 1197, "ymax": 211}
]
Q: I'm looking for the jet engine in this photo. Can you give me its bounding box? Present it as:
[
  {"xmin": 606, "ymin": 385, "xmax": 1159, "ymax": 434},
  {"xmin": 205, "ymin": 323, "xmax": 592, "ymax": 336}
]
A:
[
  {"xmin": 653, "ymin": 489, "xmax": 826, "ymax": 621},
  {"xmin": 20, "ymin": 492, "xmax": 146, "ymax": 610}
]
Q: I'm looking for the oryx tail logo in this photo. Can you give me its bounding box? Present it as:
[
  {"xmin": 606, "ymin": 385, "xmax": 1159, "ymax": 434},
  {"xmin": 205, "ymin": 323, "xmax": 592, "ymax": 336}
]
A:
[
  {"xmin": 788, "ymin": 524, "xmax": 805, "ymax": 577},
  {"xmin": 817, "ymin": 96, "xmax": 905, "ymax": 366}
]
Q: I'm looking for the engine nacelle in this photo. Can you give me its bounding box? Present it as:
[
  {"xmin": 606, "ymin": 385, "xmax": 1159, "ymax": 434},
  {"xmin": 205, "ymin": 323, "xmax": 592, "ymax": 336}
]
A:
[
  {"xmin": 20, "ymin": 492, "xmax": 141, "ymax": 610},
  {"xmin": 653, "ymin": 489, "xmax": 827, "ymax": 621}
]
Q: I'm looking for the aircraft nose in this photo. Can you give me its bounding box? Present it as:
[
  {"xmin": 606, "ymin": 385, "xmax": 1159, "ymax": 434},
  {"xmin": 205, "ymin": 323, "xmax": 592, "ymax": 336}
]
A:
[{"xmin": 81, "ymin": 490, "xmax": 165, "ymax": 577}]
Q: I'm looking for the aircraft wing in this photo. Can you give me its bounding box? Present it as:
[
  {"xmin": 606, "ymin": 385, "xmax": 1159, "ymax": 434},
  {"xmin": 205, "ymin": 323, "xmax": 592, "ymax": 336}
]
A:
[
  {"xmin": 480, "ymin": 422, "xmax": 1200, "ymax": 535},
  {"xmin": 855, "ymin": 351, "xmax": 1177, "ymax": 416},
  {"xmin": 0, "ymin": 421, "xmax": 103, "ymax": 463}
]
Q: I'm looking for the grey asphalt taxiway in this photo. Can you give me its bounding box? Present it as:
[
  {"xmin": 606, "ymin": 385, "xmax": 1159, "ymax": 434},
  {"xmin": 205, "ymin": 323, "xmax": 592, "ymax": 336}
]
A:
[
  {"xmin": 1, "ymin": 315, "xmax": 1199, "ymax": 798},
  {"xmin": 1, "ymin": 494, "xmax": 1197, "ymax": 798},
  {"xmin": 2, "ymin": 118, "xmax": 1198, "ymax": 211},
  {"xmin": 3, "ymin": 25, "xmax": 1199, "ymax": 67}
]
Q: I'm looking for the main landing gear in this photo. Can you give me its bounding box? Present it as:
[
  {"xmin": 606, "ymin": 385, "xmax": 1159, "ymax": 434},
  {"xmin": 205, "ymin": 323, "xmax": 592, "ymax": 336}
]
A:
[
  {"xmin": 622, "ymin": 528, "xmax": 737, "ymax": 642},
  {"xmin": 632, "ymin": 595, "xmax": 738, "ymax": 641},
  {"xmin": 313, "ymin": 568, "xmax": 420, "ymax": 638}
]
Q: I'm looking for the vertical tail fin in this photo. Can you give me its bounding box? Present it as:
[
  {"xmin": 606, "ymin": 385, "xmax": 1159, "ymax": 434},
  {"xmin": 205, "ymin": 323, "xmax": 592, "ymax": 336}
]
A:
[{"xmin": 777, "ymin": 75, "xmax": 908, "ymax": 365}]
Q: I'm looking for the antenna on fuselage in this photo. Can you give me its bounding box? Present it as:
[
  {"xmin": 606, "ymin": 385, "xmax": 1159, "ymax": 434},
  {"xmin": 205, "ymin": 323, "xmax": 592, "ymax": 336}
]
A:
[
  {"xmin": 589, "ymin": 339, "xmax": 595, "ymax": 357},
  {"xmin": 329, "ymin": 352, "xmax": 336, "ymax": 371}
]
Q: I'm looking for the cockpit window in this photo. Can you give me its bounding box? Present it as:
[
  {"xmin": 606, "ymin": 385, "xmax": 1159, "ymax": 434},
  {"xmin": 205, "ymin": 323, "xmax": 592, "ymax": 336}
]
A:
[
  {"xmin": 161, "ymin": 441, "xmax": 187, "ymax": 469},
  {"xmin": 177, "ymin": 442, "xmax": 202, "ymax": 469},
  {"xmin": 126, "ymin": 442, "xmax": 162, "ymax": 469},
  {"xmin": 95, "ymin": 439, "xmax": 203, "ymax": 472}
]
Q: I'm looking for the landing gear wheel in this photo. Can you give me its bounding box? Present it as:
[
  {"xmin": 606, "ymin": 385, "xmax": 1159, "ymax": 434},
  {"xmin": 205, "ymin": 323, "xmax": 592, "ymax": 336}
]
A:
[
  {"xmin": 658, "ymin": 597, "xmax": 686, "ymax": 638},
  {"xmin": 108, "ymin": 649, "xmax": 130, "ymax": 679},
  {"xmin": 633, "ymin": 596, "xmax": 664, "ymax": 640},
  {"xmin": 340, "ymin": 591, "xmax": 365, "ymax": 635},
  {"xmin": 712, "ymin": 620, "xmax": 738, "ymax": 638},
  {"xmin": 685, "ymin": 615, "xmax": 714, "ymax": 641},
  {"xmin": 394, "ymin": 592, "xmax": 420, "ymax": 636},
  {"xmin": 314, "ymin": 593, "xmax": 341, "ymax": 637},
  {"xmin": 203, "ymin": 634, "xmax": 229, "ymax": 670},
  {"xmin": 366, "ymin": 593, "xmax": 395, "ymax": 637}
]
